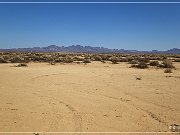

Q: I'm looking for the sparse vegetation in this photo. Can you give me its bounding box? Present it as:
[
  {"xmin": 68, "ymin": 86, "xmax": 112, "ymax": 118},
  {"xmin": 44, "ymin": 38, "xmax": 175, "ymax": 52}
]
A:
[{"xmin": 0, "ymin": 52, "xmax": 178, "ymax": 72}]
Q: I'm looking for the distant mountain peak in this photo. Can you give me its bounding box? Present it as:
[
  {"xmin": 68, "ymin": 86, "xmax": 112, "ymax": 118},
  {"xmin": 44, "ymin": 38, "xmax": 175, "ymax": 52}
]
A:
[{"xmin": 0, "ymin": 45, "xmax": 180, "ymax": 54}]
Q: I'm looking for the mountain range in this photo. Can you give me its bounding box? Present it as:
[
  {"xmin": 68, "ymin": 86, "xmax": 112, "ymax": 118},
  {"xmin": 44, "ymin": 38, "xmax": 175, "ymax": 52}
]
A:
[{"xmin": 0, "ymin": 45, "xmax": 180, "ymax": 54}]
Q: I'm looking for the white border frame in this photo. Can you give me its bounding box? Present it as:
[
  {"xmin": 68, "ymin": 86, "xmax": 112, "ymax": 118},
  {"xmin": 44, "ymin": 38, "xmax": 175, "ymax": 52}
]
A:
[{"xmin": 0, "ymin": 1, "xmax": 180, "ymax": 134}]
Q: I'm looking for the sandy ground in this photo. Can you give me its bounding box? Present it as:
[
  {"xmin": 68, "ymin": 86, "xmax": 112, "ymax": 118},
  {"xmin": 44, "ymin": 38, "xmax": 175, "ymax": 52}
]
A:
[{"xmin": 0, "ymin": 62, "xmax": 180, "ymax": 134}]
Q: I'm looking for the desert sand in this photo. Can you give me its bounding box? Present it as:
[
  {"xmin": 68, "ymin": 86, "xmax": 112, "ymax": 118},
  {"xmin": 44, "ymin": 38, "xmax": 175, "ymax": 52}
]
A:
[{"xmin": 0, "ymin": 62, "xmax": 180, "ymax": 134}]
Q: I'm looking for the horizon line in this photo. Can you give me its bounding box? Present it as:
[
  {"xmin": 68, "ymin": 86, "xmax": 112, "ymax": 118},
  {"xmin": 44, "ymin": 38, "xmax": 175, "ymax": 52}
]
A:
[{"xmin": 1, "ymin": 45, "xmax": 179, "ymax": 52}]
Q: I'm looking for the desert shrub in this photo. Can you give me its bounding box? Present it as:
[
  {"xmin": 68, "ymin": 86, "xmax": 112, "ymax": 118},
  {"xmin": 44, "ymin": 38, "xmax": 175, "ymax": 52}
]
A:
[
  {"xmin": 9, "ymin": 56, "xmax": 25, "ymax": 63},
  {"xmin": 164, "ymin": 68, "xmax": 172, "ymax": 73},
  {"xmin": 83, "ymin": 58, "xmax": 91, "ymax": 63},
  {"xmin": 136, "ymin": 57, "xmax": 150, "ymax": 63},
  {"xmin": 126, "ymin": 56, "xmax": 134, "ymax": 62},
  {"xmin": 0, "ymin": 57, "xmax": 7, "ymax": 63},
  {"xmin": 110, "ymin": 57, "xmax": 119, "ymax": 64},
  {"xmin": 93, "ymin": 55, "xmax": 102, "ymax": 61},
  {"xmin": 16, "ymin": 63, "xmax": 28, "ymax": 67},
  {"xmin": 174, "ymin": 59, "xmax": 180, "ymax": 62},
  {"xmin": 132, "ymin": 62, "xmax": 148, "ymax": 69},
  {"xmin": 101, "ymin": 55, "xmax": 111, "ymax": 61},
  {"xmin": 73, "ymin": 56, "xmax": 84, "ymax": 61},
  {"xmin": 63, "ymin": 55, "xmax": 74, "ymax": 63},
  {"xmin": 161, "ymin": 60, "xmax": 175, "ymax": 69},
  {"xmin": 150, "ymin": 61, "xmax": 159, "ymax": 66},
  {"xmin": 119, "ymin": 58, "xmax": 128, "ymax": 62},
  {"xmin": 137, "ymin": 62, "xmax": 148, "ymax": 69},
  {"xmin": 129, "ymin": 60, "xmax": 139, "ymax": 64}
]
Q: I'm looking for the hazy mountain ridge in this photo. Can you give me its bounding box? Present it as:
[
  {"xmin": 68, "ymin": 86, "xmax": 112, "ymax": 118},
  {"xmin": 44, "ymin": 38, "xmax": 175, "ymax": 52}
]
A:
[{"xmin": 1, "ymin": 45, "xmax": 180, "ymax": 54}]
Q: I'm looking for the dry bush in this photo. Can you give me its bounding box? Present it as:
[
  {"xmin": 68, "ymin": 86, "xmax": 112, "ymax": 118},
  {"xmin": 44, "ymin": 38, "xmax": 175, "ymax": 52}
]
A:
[
  {"xmin": 174, "ymin": 59, "xmax": 180, "ymax": 62},
  {"xmin": 101, "ymin": 54, "xmax": 111, "ymax": 61},
  {"xmin": 150, "ymin": 61, "xmax": 159, "ymax": 66},
  {"xmin": 93, "ymin": 55, "xmax": 102, "ymax": 61},
  {"xmin": 83, "ymin": 58, "xmax": 91, "ymax": 63},
  {"xmin": 0, "ymin": 57, "xmax": 7, "ymax": 63},
  {"xmin": 119, "ymin": 58, "xmax": 128, "ymax": 62},
  {"xmin": 131, "ymin": 62, "xmax": 148, "ymax": 69},
  {"xmin": 129, "ymin": 60, "xmax": 139, "ymax": 64},
  {"xmin": 62, "ymin": 55, "xmax": 74, "ymax": 63},
  {"xmin": 9, "ymin": 56, "xmax": 25, "ymax": 63},
  {"xmin": 164, "ymin": 68, "xmax": 172, "ymax": 73},
  {"xmin": 136, "ymin": 57, "xmax": 150, "ymax": 63},
  {"xmin": 110, "ymin": 57, "xmax": 119, "ymax": 64},
  {"xmin": 160, "ymin": 60, "xmax": 175, "ymax": 69},
  {"xmin": 73, "ymin": 56, "xmax": 84, "ymax": 61}
]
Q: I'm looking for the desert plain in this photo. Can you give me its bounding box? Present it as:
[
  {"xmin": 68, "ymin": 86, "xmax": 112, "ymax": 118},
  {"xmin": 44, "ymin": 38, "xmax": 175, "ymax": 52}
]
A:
[{"xmin": 0, "ymin": 61, "xmax": 180, "ymax": 134}]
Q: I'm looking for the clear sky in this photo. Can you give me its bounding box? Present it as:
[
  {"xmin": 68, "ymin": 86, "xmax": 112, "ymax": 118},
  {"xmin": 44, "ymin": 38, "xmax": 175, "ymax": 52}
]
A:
[{"xmin": 0, "ymin": 2, "xmax": 180, "ymax": 51}]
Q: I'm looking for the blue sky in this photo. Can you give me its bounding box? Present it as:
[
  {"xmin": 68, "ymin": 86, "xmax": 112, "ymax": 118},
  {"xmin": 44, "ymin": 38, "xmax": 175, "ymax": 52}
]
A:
[{"xmin": 0, "ymin": 2, "xmax": 180, "ymax": 51}]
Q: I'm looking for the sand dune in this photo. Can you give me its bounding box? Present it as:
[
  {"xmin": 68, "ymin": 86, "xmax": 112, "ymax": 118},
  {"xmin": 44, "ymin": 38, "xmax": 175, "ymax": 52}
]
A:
[{"xmin": 0, "ymin": 62, "xmax": 180, "ymax": 134}]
